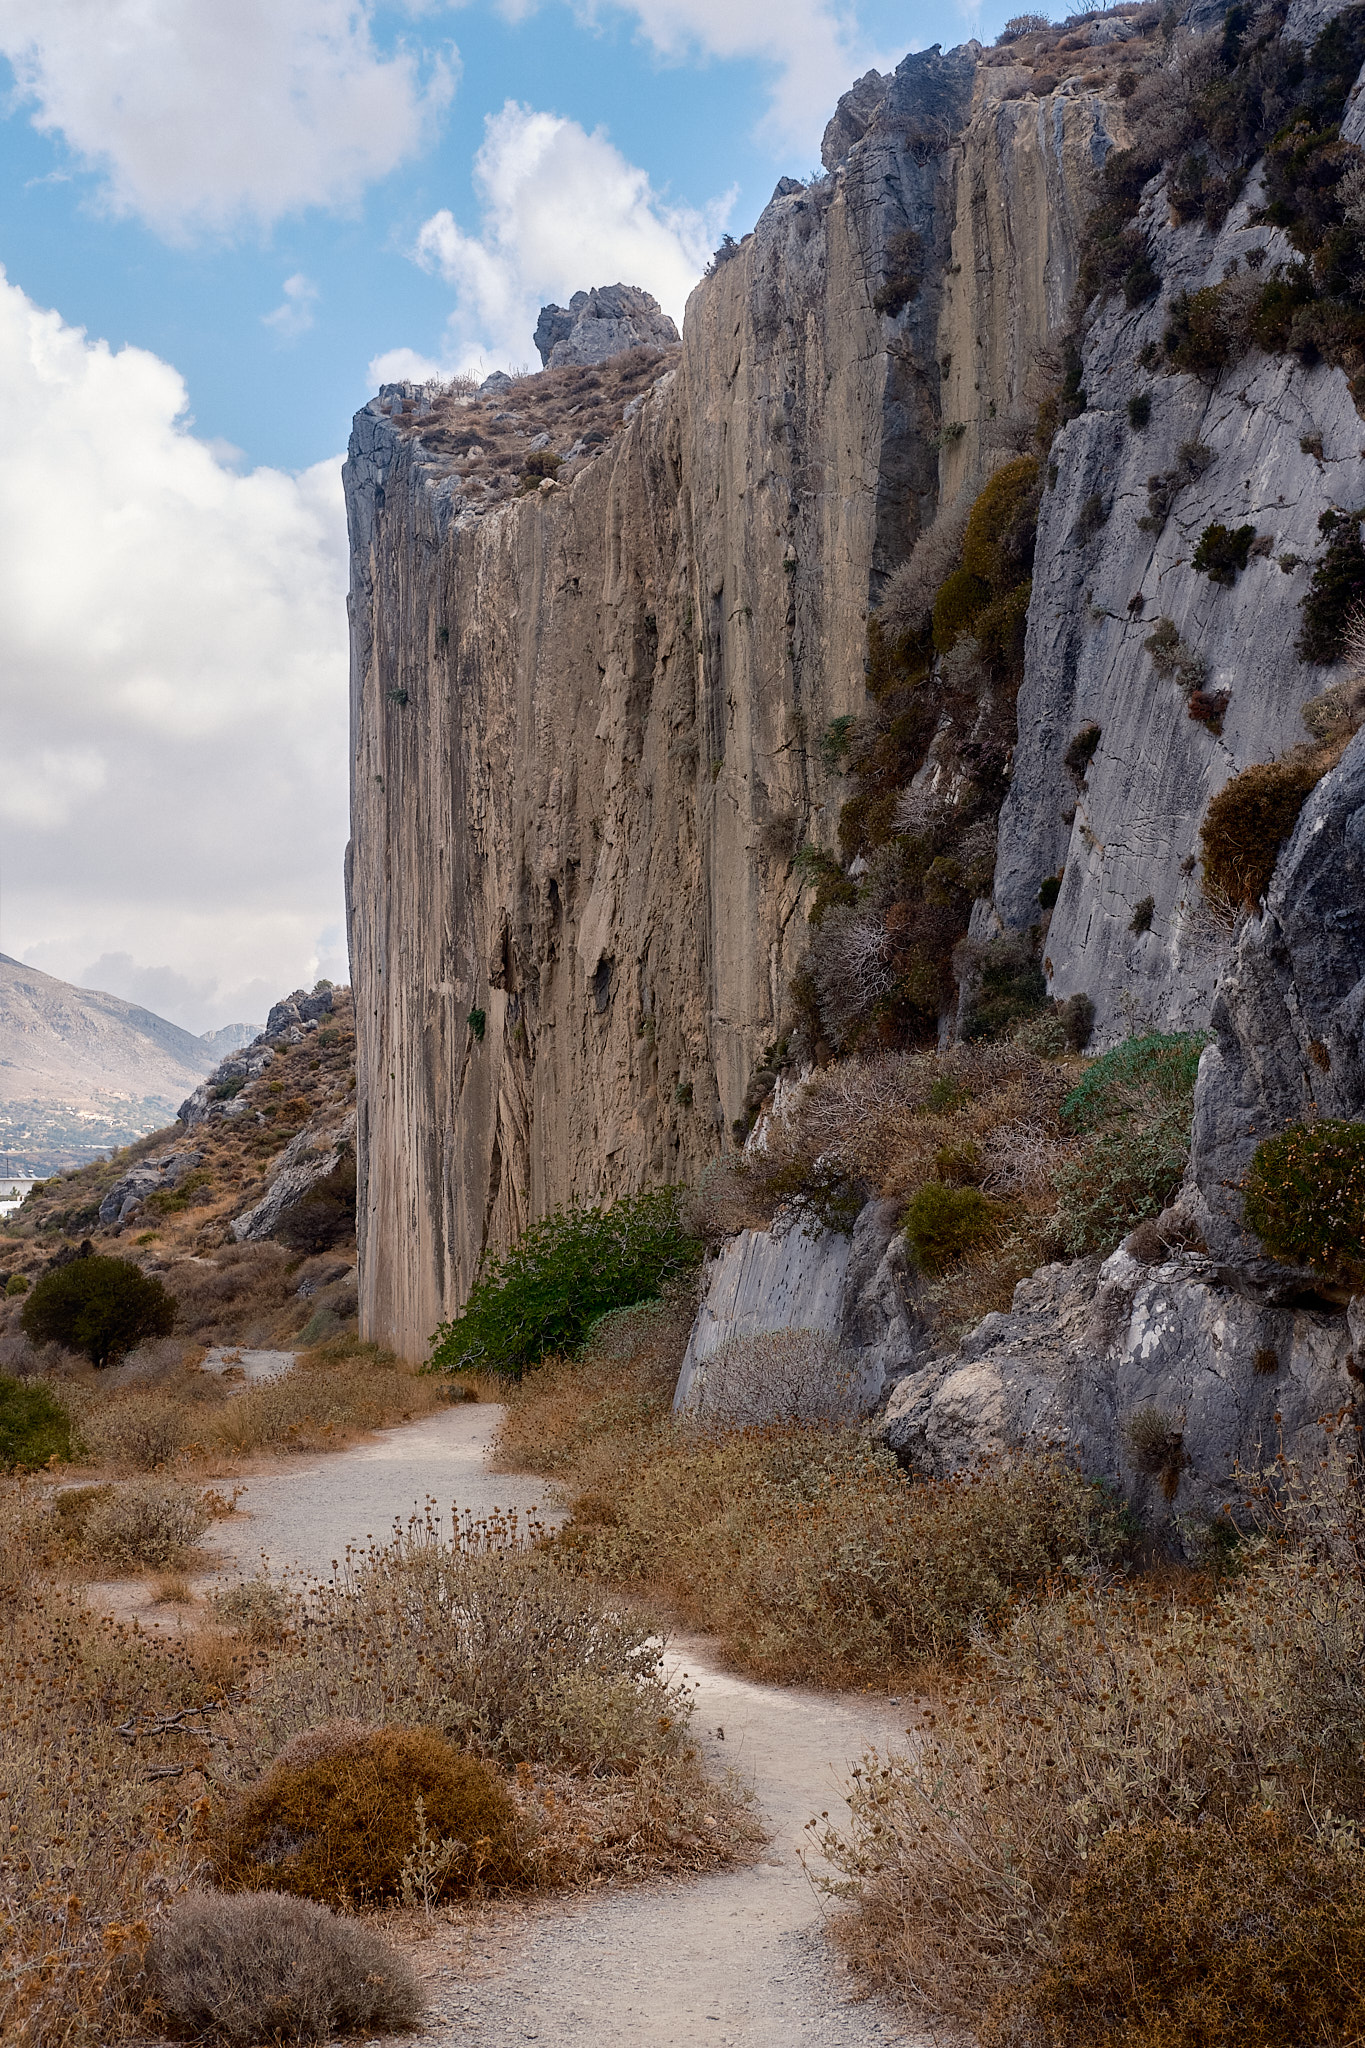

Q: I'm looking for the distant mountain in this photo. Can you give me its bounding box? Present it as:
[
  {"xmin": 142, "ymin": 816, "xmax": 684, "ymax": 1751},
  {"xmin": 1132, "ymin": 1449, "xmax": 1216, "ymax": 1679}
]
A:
[
  {"xmin": 0, "ymin": 954, "xmax": 218, "ymax": 1173},
  {"xmin": 200, "ymin": 1022, "xmax": 260, "ymax": 1055}
]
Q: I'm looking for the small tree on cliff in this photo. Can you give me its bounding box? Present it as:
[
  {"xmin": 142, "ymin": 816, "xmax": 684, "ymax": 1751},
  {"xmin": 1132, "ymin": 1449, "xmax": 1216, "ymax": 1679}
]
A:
[{"xmin": 22, "ymin": 1254, "xmax": 177, "ymax": 1368}]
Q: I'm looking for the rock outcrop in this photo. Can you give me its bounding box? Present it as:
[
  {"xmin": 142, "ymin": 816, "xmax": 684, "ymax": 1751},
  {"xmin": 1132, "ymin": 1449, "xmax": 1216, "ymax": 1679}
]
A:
[
  {"xmin": 672, "ymin": 1199, "xmax": 925, "ymax": 1418},
  {"xmin": 533, "ymin": 285, "xmax": 679, "ymax": 369},
  {"xmin": 347, "ymin": 42, "xmax": 1114, "ymax": 1356},
  {"xmin": 879, "ymin": 1245, "xmax": 1360, "ymax": 1545},
  {"xmin": 1187, "ymin": 726, "xmax": 1365, "ymax": 1257}
]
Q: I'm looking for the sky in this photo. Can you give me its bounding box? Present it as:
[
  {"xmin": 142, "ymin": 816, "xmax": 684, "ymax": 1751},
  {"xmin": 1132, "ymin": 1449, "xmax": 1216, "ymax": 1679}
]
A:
[{"xmin": 0, "ymin": 0, "xmax": 1024, "ymax": 1038}]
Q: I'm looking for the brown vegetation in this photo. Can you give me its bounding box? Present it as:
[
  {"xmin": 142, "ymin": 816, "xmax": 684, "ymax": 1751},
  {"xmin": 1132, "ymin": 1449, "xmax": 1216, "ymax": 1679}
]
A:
[{"xmin": 819, "ymin": 1423, "xmax": 1365, "ymax": 2045}]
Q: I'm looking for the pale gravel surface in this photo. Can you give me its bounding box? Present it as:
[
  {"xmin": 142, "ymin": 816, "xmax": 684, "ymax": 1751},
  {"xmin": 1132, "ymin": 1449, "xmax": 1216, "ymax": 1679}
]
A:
[{"xmin": 192, "ymin": 1404, "xmax": 923, "ymax": 2045}]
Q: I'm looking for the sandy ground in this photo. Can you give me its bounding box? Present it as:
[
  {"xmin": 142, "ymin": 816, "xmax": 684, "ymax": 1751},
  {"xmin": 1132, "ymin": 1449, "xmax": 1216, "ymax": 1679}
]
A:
[{"xmin": 167, "ymin": 1402, "xmax": 923, "ymax": 2045}]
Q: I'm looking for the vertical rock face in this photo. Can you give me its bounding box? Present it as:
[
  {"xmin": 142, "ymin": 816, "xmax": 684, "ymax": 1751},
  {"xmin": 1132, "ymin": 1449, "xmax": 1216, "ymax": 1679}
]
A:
[
  {"xmin": 991, "ymin": 173, "xmax": 1365, "ymax": 1046},
  {"xmin": 346, "ymin": 42, "xmax": 1113, "ymax": 1356}
]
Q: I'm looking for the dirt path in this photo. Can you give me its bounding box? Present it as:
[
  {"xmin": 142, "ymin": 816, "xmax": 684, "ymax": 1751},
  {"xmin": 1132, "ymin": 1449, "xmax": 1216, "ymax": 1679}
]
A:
[{"xmin": 196, "ymin": 1405, "xmax": 920, "ymax": 2046}]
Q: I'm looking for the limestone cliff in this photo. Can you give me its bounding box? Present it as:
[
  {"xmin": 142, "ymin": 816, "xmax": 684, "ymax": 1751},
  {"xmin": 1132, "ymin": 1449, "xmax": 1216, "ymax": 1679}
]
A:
[{"xmin": 346, "ymin": 41, "xmax": 1120, "ymax": 1355}]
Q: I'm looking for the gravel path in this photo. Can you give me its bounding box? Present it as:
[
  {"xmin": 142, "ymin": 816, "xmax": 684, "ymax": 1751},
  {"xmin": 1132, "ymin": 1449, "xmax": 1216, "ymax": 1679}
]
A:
[{"xmin": 198, "ymin": 1404, "xmax": 920, "ymax": 2045}]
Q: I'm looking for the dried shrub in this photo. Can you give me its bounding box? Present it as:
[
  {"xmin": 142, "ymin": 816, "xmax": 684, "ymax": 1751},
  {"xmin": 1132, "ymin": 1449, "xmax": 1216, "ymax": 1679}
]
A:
[
  {"xmin": 1199, "ymin": 755, "xmax": 1323, "ymax": 909},
  {"xmin": 563, "ymin": 1439, "xmax": 1127, "ymax": 1686},
  {"xmin": 494, "ymin": 1297, "xmax": 691, "ymax": 1477},
  {"xmin": 0, "ymin": 1372, "xmax": 74, "ymax": 1469},
  {"xmin": 903, "ymin": 1183, "xmax": 1001, "ymax": 1274},
  {"xmin": 215, "ymin": 1724, "xmax": 523, "ymax": 1904},
  {"xmin": 821, "ymin": 1433, "xmax": 1365, "ymax": 2034},
  {"xmin": 148, "ymin": 1890, "xmax": 423, "ymax": 2045},
  {"xmin": 204, "ymin": 1341, "xmax": 446, "ymax": 1456},
  {"xmin": 994, "ymin": 1812, "xmax": 1365, "ymax": 2048},
  {"xmin": 77, "ymin": 1386, "xmax": 201, "ymax": 1469},
  {"xmin": 1126, "ymin": 1402, "xmax": 1186, "ymax": 1499},
  {"xmin": 876, "ymin": 503, "xmax": 969, "ymax": 644},
  {"xmin": 1057, "ymin": 991, "xmax": 1095, "ymax": 1051},
  {"xmin": 1053, "ymin": 1033, "xmax": 1204, "ymax": 1256},
  {"xmin": 1242, "ymin": 1118, "xmax": 1365, "ymax": 1282},
  {"xmin": 210, "ymin": 1574, "xmax": 293, "ymax": 1645},
  {"xmin": 1063, "ymin": 722, "xmax": 1101, "ymax": 779},
  {"xmin": 66, "ymin": 1478, "xmax": 214, "ymax": 1570},
  {"xmin": 682, "ymin": 1328, "xmax": 861, "ymax": 1427}
]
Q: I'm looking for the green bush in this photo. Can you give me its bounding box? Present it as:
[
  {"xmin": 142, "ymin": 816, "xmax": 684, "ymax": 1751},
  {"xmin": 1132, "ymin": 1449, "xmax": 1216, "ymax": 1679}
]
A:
[
  {"xmin": 1163, "ymin": 285, "xmax": 1234, "ymax": 377},
  {"xmin": 429, "ymin": 1187, "xmax": 703, "ymax": 1375},
  {"xmin": 903, "ymin": 1183, "xmax": 1001, "ymax": 1275},
  {"xmin": 1192, "ymin": 522, "xmax": 1255, "ymax": 585},
  {"xmin": 1199, "ymin": 756, "xmax": 1322, "ymax": 910},
  {"xmin": 961, "ymin": 933, "xmax": 1049, "ymax": 1042},
  {"xmin": 1063, "ymin": 723, "xmax": 1101, "ymax": 779},
  {"xmin": 5, "ymin": 1272, "xmax": 29, "ymax": 1297},
  {"xmin": 931, "ymin": 566, "xmax": 991, "ymax": 653},
  {"xmin": 1062, "ymin": 1033, "xmax": 1205, "ymax": 1135},
  {"xmin": 21, "ymin": 1255, "xmax": 177, "ymax": 1368},
  {"xmin": 1127, "ymin": 391, "xmax": 1152, "ymax": 429},
  {"xmin": 1297, "ymin": 511, "xmax": 1365, "ymax": 662},
  {"xmin": 960, "ymin": 457, "xmax": 1040, "ymax": 589},
  {"xmin": 1242, "ymin": 1119, "xmax": 1365, "ymax": 1280},
  {"xmin": 0, "ymin": 1372, "xmax": 74, "ymax": 1470}
]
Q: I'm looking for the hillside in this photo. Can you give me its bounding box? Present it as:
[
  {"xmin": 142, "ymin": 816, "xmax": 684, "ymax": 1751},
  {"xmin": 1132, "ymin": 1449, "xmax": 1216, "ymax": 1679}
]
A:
[{"xmin": 0, "ymin": 954, "xmax": 227, "ymax": 1172}]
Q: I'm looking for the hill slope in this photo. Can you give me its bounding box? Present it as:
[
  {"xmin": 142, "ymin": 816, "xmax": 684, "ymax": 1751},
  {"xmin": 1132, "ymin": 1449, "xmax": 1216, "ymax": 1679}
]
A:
[{"xmin": 0, "ymin": 954, "xmax": 217, "ymax": 1171}]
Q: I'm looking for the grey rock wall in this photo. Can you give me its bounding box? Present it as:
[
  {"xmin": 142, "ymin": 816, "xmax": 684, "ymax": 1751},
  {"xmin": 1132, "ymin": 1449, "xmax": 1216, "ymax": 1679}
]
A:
[
  {"xmin": 673, "ymin": 1197, "xmax": 925, "ymax": 1418},
  {"xmin": 533, "ymin": 285, "xmax": 679, "ymax": 369},
  {"xmin": 992, "ymin": 164, "xmax": 1365, "ymax": 1045},
  {"xmin": 881, "ymin": 1244, "xmax": 1358, "ymax": 1545},
  {"xmin": 1187, "ymin": 725, "xmax": 1365, "ymax": 1257}
]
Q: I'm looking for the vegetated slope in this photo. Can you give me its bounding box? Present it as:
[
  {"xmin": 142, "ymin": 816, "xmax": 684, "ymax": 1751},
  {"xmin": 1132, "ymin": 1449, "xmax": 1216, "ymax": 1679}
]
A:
[
  {"xmin": 0, "ymin": 986, "xmax": 360, "ymax": 1355},
  {"xmin": 0, "ymin": 953, "xmax": 217, "ymax": 1172}
]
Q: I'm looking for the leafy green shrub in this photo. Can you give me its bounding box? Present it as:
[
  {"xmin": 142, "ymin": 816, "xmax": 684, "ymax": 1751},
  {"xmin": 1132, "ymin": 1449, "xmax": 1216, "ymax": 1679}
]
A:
[
  {"xmin": 1192, "ymin": 521, "xmax": 1255, "ymax": 585},
  {"xmin": 1129, "ymin": 894, "xmax": 1154, "ymax": 934},
  {"xmin": 5, "ymin": 1272, "xmax": 29, "ymax": 1297},
  {"xmin": 1062, "ymin": 1033, "xmax": 1205, "ymax": 1135},
  {"xmin": 1242, "ymin": 1119, "xmax": 1365, "ymax": 1280},
  {"xmin": 1164, "ymin": 286, "xmax": 1234, "ymax": 377},
  {"xmin": 960, "ymin": 458, "xmax": 1040, "ymax": 590},
  {"xmin": 148, "ymin": 1890, "xmax": 423, "ymax": 2048},
  {"xmin": 903, "ymin": 1183, "xmax": 1000, "ymax": 1274},
  {"xmin": 931, "ymin": 566, "xmax": 991, "ymax": 653},
  {"xmin": 216, "ymin": 1724, "xmax": 523, "ymax": 1905},
  {"xmin": 1037, "ymin": 872, "xmax": 1062, "ymax": 910},
  {"xmin": 961, "ymin": 932, "xmax": 1048, "ymax": 1042},
  {"xmin": 996, "ymin": 1812, "xmax": 1365, "ymax": 2048},
  {"xmin": 0, "ymin": 1373, "xmax": 74, "ymax": 1470},
  {"xmin": 1199, "ymin": 755, "xmax": 1322, "ymax": 910},
  {"xmin": 1298, "ymin": 510, "xmax": 1365, "ymax": 662},
  {"xmin": 430, "ymin": 1187, "xmax": 702, "ymax": 1376},
  {"xmin": 21, "ymin": 1255, "xmax": 176, "ymax": 1368},
  {"xmin": 1127, "ymin": 391, "xmax": 1152, "ymax": 429}
]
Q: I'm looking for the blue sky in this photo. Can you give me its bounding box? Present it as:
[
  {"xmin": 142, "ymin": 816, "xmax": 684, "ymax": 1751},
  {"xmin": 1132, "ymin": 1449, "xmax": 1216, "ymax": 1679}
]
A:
[{"xmin": 0, "ymin": 0, "xmax": 1020, "ymax": 1033}]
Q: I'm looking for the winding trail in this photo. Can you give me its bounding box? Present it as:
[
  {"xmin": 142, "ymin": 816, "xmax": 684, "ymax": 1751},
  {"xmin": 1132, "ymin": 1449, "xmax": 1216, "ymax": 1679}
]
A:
[{"xmin": 199, "ymin": 1405, "xmax": 920, "ymax": 2046}]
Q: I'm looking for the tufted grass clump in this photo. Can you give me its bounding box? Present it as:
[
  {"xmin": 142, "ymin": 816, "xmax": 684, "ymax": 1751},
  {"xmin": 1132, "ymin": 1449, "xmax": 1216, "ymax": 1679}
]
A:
[
  {"xmin": 430, "ymin": 1187, "xmax": 703, "ymax": 1376},
  {"xmin": 1243, "ymin": 1118, "xmax": 1365, "ymax": 1281},
  {"xmin": 57, "ymin": 1477, "xmax": 215, "ymax": 1570},
  {"xmin": 0, "ymin": 1372, "xmax": 75, "ymax": 1470},
  {"xmin": 148, "ymin": 1891, "xmax": 423, "ymax": 2046},
  {"xmin": 214, "ymin": 1723, "xmax": 524, "ymax": 1905}
]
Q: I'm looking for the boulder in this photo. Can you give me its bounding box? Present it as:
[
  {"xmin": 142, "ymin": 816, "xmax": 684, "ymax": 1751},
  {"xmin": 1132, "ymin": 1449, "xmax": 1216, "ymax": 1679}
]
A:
[
  {"xmin": 230, "ymin": 1112, "xmax": 355, "ymax": 1243},
  {"xmin": 97, "ymin": 1148, "xmax": 203, "ymax": 1226},
  {"xmin": 880, "ymin": 1246, "xmax": 1357, "ymax": 1547},
  {"xmin": 532, "ymin": 286, "xmax": 679, "ymax": 370},
  {"xmin": 674, "ymin": 1199, "xmax": 927, "ymax": 1419}
]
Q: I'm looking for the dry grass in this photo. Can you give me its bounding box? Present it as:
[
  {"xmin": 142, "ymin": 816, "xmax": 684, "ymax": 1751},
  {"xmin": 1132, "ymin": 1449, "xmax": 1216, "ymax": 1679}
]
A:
[
  {"xmin": 147, "ymin": 1890, "xmax": 423, "ymax": 2045},
  {"xmin": 818, "ymin": 1424, "xmax": 1365, "ymax": 2041},
  {"xmin": 493, "ymin": 1298, "xmax": 690, "ymax": 1479},
  {"xmin": 52, "ymin": 1477, "xmax": 222, "ymax": 1571},
  {"xmin": 559, "ymin": 1433, "xmax": 1126, "ymax": 1688}
]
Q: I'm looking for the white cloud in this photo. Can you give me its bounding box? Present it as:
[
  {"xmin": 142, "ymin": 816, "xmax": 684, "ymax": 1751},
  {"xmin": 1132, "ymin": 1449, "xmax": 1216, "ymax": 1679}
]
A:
[
  {"xmin": 0, "ymin": 0, "xmax": 456, "ymax": 236},
  {"xmin": 264, "ymin": 273, "xmax": 321, "ymax": 341},
  {"xmin": 366, "ymin": 344, "xmax": 450, "ymax": 387},
  {"xmin": 411, "ymin": 101, "xmax": 731, "ymax": 372},
  {"xmin": 549, "ymin": 0, "xmax": 881, "ymax": 154},
  {"xmin": 0, "ymin": 268, "xmax": 350, "ymax": 1034}
]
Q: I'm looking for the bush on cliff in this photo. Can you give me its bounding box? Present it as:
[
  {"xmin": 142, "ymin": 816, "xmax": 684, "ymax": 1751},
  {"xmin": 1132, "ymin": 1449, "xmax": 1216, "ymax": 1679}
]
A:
[
  {"xmin": 1199, "ymin": 755, "xmax": 1323, "ymax": 910},
  {"xmin": 429, "ymin": 1188, "xmax": 703, "ymax": 1376},
  {"xmin": 1243, "ymin": 1118, "xmax": 1365, "ymax": 1282}
]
